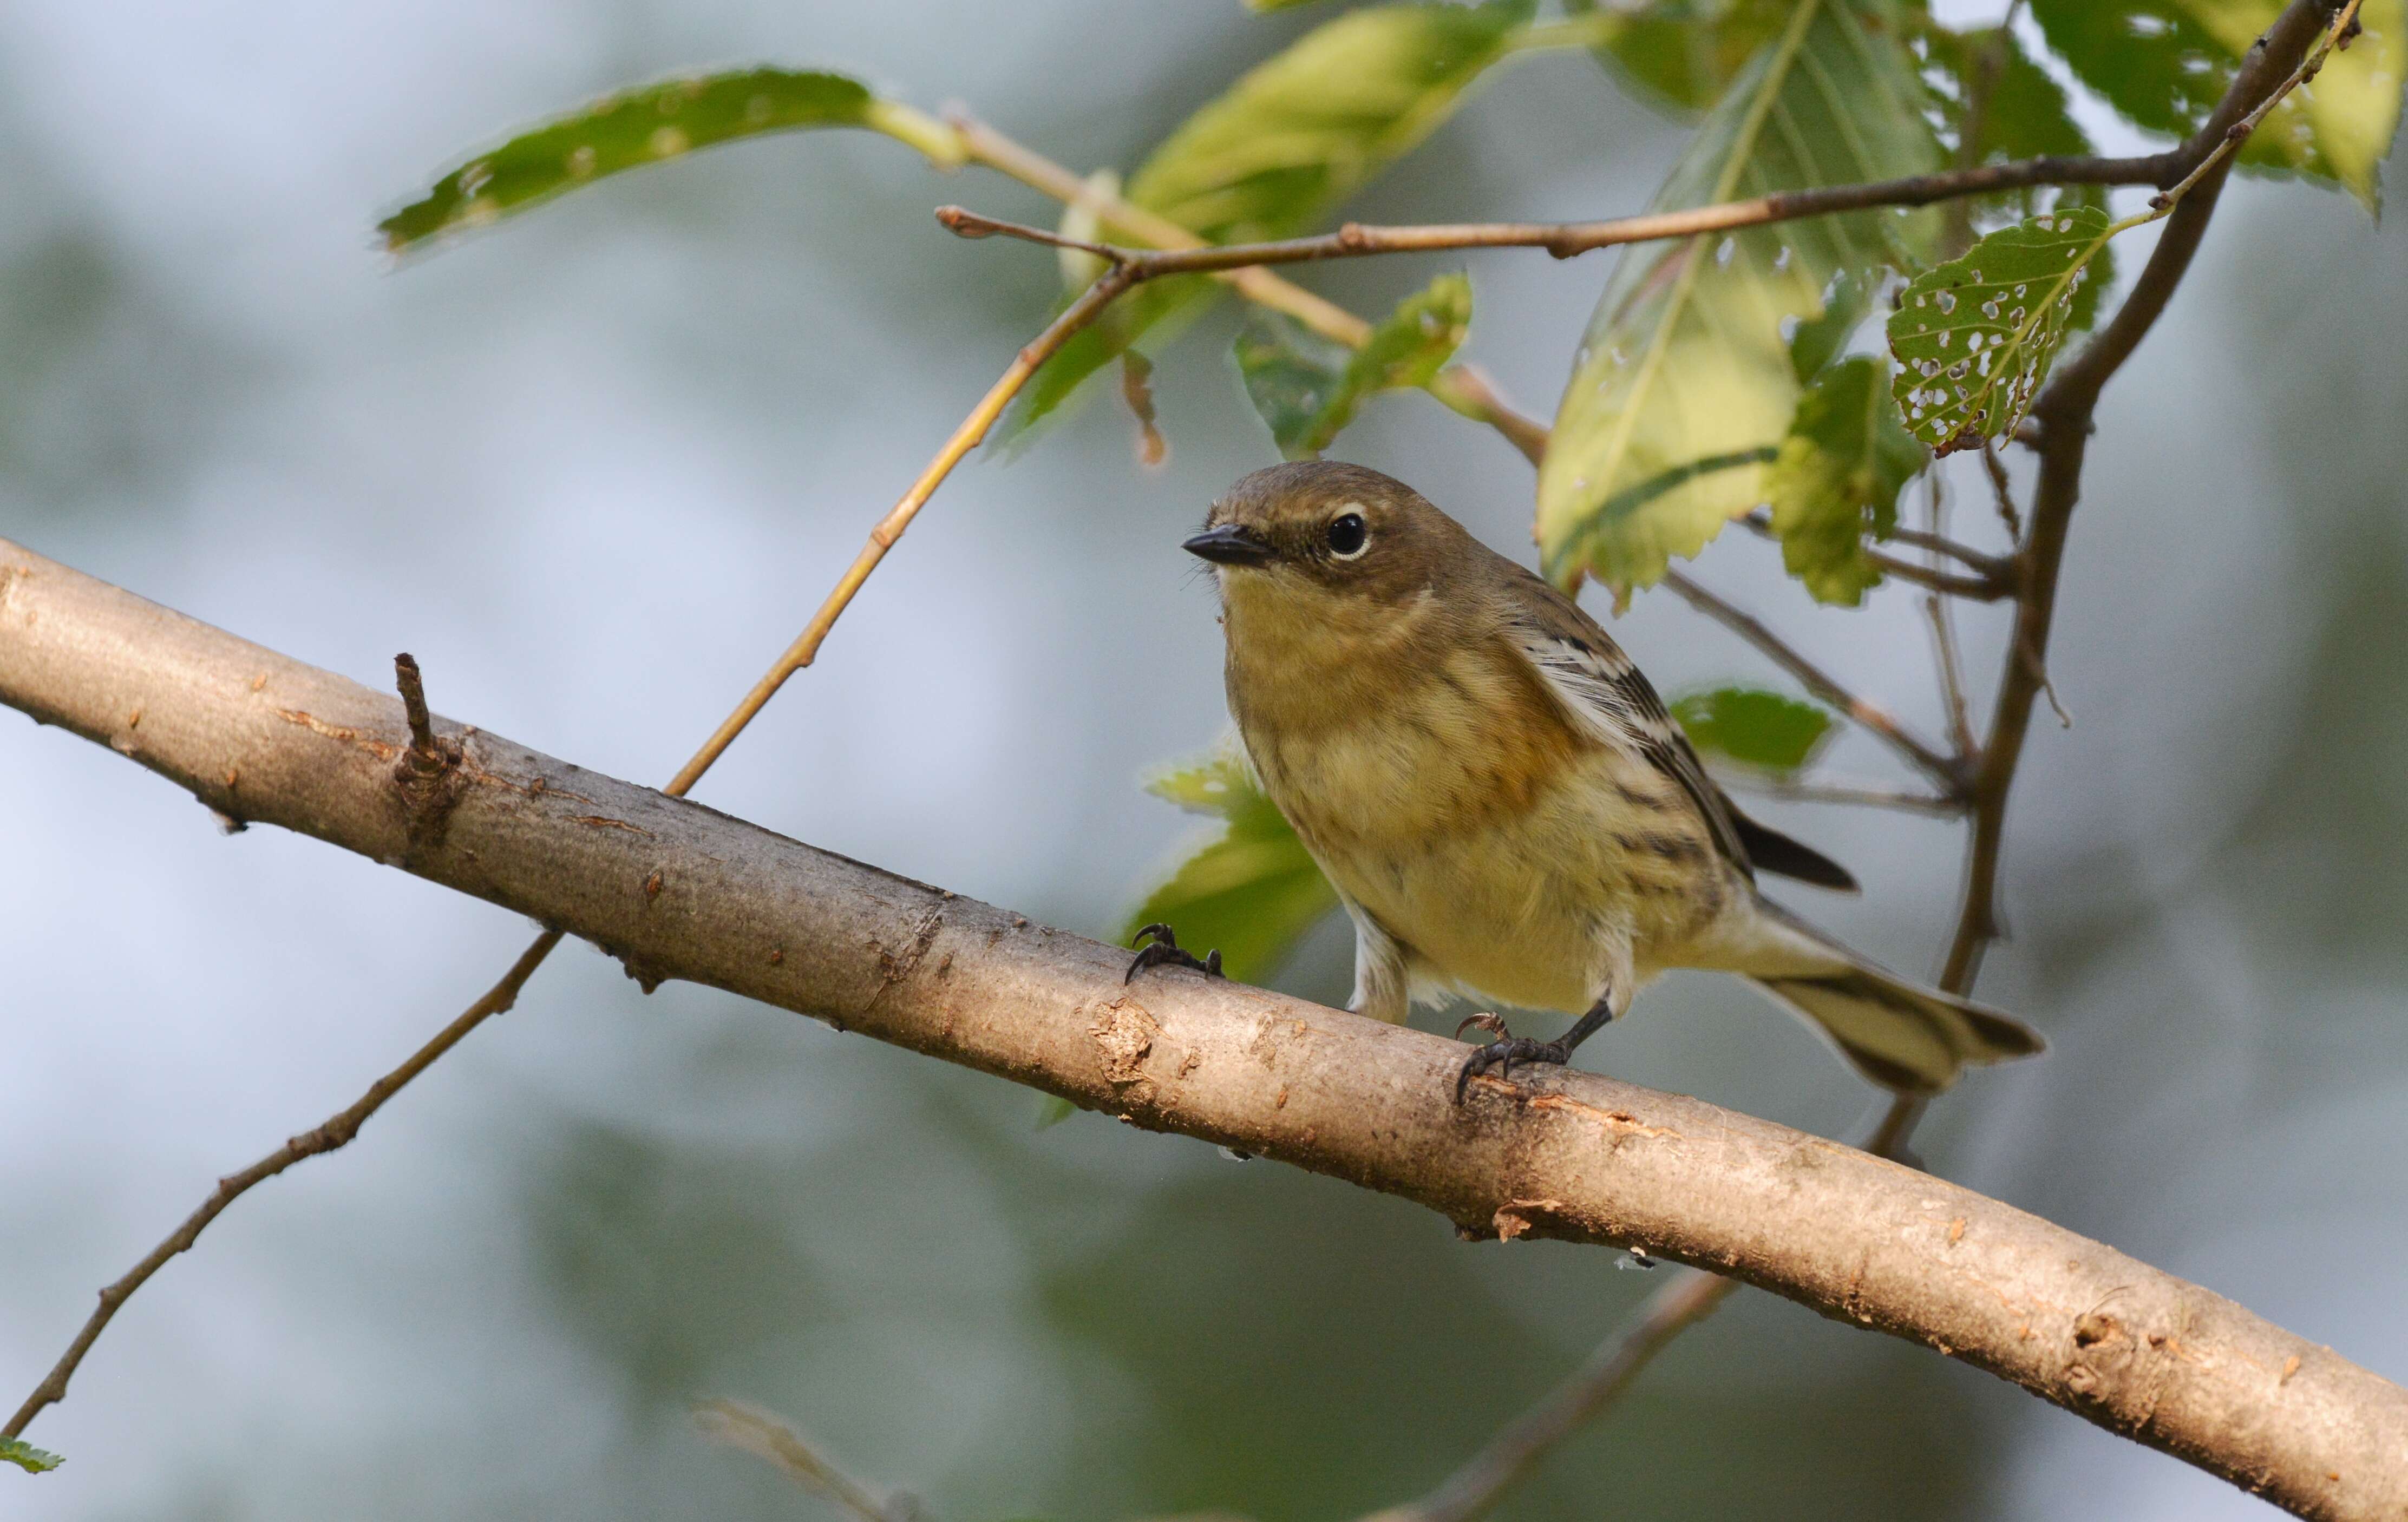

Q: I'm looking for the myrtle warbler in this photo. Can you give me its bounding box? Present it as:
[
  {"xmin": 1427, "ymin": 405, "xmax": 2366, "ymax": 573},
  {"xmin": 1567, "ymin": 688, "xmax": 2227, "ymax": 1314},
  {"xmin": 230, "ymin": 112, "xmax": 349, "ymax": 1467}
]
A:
[{"xmin": 1140, "ymin": 460, "xmax": 2043, "ymax": 1100}]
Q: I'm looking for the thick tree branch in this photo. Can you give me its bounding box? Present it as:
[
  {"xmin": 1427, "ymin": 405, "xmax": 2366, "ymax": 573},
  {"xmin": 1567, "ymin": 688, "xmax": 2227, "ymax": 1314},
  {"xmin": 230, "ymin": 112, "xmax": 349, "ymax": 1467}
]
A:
[{"xmin": 6, "ymin": 542, "xmax": 2407, "ymax": 1521}]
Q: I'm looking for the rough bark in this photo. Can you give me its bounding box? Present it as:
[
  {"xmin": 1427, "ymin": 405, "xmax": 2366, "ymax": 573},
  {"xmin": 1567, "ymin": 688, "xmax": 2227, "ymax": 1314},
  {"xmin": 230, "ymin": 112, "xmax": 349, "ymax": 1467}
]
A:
[{"xmin": 4, "ymin": 536, "xmax": 2404, "ymax": 1520}]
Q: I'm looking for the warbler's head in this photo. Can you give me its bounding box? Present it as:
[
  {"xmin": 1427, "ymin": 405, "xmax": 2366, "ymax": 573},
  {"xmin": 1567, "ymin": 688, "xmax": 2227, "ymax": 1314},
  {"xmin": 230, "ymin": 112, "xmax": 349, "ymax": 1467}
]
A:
[{"xmin": 1186, "ymin": 461, "xmax": 1474, "ymax": 607}]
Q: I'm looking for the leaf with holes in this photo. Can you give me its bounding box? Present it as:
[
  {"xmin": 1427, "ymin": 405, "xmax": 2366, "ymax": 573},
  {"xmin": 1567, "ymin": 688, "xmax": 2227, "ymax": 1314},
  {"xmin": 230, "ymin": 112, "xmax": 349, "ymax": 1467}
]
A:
[
  {"xmin": 1918, "ymin": 26, "xmax": 2117, "ymax": 330},
  {"xmin": 379, "ymin": 69, "xmax": 959, "ymax": 252},
  {"xmin": 1000, "ymin": 0, "xmax": 1535, "ymax": 442},
  {"xmin": 1887, "ymin": 205, "xmax": 2115, "ymax": 454},
  {"xmin": 1767, "ymin": 356, "xmax": 1926, "ymax": 606},
  {"xmin": 1671, "ymin": 687, "xmax": 1836, "ymax": 775},
  {"xmin": 2029, "ymin": 0, "xmax": 2404, "ymax": 210},
  {"xmin": 1539, "ymin": 0, "xmax": 1942, "ymax": 596},
  {"xmin": 1123, "ymin": 751, "xmax": 1339, "ymax": 988},
  {"xmin": 2, "ymin": 1437, "xmax": 63, "ymax": 1474},
  {"xmin": 1234, "ymin": 272, "xmax": 1471, "ymax": 457}
]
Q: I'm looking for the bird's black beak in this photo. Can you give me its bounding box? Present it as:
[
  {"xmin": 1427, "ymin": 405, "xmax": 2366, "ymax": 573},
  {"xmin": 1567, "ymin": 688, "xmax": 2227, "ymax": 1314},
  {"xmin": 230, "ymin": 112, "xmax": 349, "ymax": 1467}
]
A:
[{"xmin": 1183, "ymin": 523, "xmax": 1274, "ymax": 568}]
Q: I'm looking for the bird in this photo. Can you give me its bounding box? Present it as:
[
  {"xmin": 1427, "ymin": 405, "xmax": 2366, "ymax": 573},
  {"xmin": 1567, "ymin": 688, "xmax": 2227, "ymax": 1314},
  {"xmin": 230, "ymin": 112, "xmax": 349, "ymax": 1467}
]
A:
[{"xmin": 1134, "ymin": 459, "xmax": 2043, "ymax": 1101}]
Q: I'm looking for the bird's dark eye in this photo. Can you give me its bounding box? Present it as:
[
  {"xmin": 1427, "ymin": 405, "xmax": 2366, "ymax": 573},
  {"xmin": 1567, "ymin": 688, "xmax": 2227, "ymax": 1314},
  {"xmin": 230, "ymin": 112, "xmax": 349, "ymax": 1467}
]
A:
[{"xmin": 1326, "ymin": 511, "xmax": 1368, "ymax": 559}]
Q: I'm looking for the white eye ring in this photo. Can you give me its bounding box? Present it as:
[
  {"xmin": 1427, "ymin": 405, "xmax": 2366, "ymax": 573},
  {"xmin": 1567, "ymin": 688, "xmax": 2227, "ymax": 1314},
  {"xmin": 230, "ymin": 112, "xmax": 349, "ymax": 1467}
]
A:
[{"xmin": 1327, "ymin": 506, "xmax": 1370, "ymax": 560}]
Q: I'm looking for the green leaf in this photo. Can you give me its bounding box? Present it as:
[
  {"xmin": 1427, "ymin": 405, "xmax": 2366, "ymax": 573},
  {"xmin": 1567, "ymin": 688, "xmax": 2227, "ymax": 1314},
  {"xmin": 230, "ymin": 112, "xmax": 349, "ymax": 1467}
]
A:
[
  {"xmin": 1766, "ymin": 356, "xmax": 1926, "ymax": 605},
  {"xmin": 1123, "ymin": 752, "xmax": 1340, "ymax": 988},
  {"xmin": 379, "ymin": 69, "xmax": 964, "ymax": 252},
  {"xmin": 1538, "ymin": 0, "xmax": 1943, "ymax": 596},
  {"xmin": 2, "ymin": 1437, "xmax": 63, "ymax": 1474},
  {"xmin": 2028, "ymin": 0, "xmax": 2404, "ymax": 209},
  {"xmin": 1234, "ymin": 272, "xmax": 1472, "ymax": 457},
  {"xmin": 1567, "ymin": 0, "xmax": 1797, "ymax": 112},
  {"xmin": 1887, "ymin": 205, "xmax": 2115, "ymax": 454},
  {"xmin": 1670, "ymin": 687, "xmax": 1835, "ymax": 773},
  {"xmin": 1002, "ymin": 1, "xmax": 1534, "ymax": 441}
]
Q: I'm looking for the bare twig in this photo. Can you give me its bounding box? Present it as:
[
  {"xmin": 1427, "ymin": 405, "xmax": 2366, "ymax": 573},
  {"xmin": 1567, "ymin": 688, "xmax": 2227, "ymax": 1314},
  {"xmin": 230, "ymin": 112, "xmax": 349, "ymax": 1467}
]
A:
[
  {"xmin": 1, "ymin": 929, "xmax": 562, "ymax": 1440},
  {"xmin": 1921, "ymin": 479, "xmax": 1981, "ymax": 762},
  {"xmin": 1659, "ymin": 569, "xmax": 1964, "ymax": 794},
  {"xmin": 1735, "ymin": 509, "xmax": 2009, "ymax": 598},
  {"xmin": 939, "ymin": 147, "xmax": 2187, "ymax": 273},
  {"xmin": 1363, "ymin": 1269, "xmax": 1739, "ymax": 1522},
  {"xmin": 1978, "ymin": 439, "xmax": 2025, "ymax": 543},
  {"xmin": 392, "ymin": 652, "xmax": 436, "ymax": 757},
  {"xmin": 1717, "ymin": 774, "xmax": 1965, "ymax": 817},
  {"xmin": 694, "ymin": 1400, "xmax": 911, "ymax": 1522},
  {"xmin": 663, "ymin": 264, "xmax": 1137, "ymax": 795}
]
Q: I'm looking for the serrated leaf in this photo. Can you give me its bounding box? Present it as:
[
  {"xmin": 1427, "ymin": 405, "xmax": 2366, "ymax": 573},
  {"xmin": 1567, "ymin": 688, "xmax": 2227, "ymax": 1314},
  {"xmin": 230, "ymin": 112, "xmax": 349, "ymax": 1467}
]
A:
[
  {"xmin": 1767, "ymin": 356, "xmax": 1926, "ymax": 605},
  {"xmin": 1887, "ymin": 205, "xmax": 2115, "ymax": 453},
  {"xmin": 1234, "ymin": 272, "xmax": 1471, "ymax": 456},
  {"xmin": 1124, "ymin": 752, "xmax": 1339, "ymax": 987},
  {"xmin": 1671, "ymin": 686, "xmax": 1835, "ymax": 773},
  {"xmin": 1, "ymin": 1437, "xmax": 63, "ymax": 1474},
  {"xmin": 1539, "ymin": 0, "xmax": 1943, "ymax": 595},
  {"xmin": 378, "ymin": 69, "xmax": 958, "ymax": 252},
  {"xmin": 2029, "ymin": 0, "xmax": 2404, "ymax": 209},
  {"xmin": 1002, "ymin": 1, "xmax": 1533, "ymax": 442},
  {"xmin": 1567, "ymin": 0, "xmax": 1796, "ymax": 111}
]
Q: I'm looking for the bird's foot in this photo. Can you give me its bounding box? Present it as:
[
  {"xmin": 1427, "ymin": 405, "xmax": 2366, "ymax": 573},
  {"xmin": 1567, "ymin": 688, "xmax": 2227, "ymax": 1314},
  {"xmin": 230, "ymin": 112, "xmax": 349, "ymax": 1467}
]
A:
[
  {"xmin": 1125, "ymin": 922, "xmax": 1223, "ymax": 984},
  {"xmin": 1454, "ymin": 1016, "xmax": 1573, "ymax": 1104}
]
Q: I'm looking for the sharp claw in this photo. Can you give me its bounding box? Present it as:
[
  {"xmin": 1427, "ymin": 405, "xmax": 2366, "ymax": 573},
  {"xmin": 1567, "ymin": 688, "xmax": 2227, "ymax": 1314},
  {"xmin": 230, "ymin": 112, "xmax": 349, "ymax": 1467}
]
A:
[
  {"xmin": 1123, "ymin": 923, "xmax": 1224, "ymax": 983},
  {"xmin": 1455, "ymin": 1012, "xmax": 1510, "ymax": 1041},
  {"xmin": 1452, "ymin": 1038, "xmax": 1573, "ymax": 1104}
]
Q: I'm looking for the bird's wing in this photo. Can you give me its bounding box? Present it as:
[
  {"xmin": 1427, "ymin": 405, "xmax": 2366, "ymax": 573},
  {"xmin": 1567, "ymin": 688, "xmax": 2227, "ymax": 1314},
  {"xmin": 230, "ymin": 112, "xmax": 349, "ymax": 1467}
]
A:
[{"xmin": 1496, "ymin": 572, "xmax": 1755, "ymax": 878}]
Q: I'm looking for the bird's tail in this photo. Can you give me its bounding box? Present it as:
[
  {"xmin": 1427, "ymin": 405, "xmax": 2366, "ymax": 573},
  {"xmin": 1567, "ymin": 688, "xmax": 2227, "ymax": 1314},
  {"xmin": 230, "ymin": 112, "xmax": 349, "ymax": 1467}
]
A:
[{"xmin": 1742, "ymin": 900, "xmax": 2044, "ymax": 1095}]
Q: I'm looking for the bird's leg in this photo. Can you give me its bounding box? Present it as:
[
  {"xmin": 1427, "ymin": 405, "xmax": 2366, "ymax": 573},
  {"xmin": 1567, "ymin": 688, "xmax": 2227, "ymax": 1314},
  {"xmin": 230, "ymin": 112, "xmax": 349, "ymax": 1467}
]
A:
[
  {"xmin": 1124, "ymin": 922, "xmax": 1223, "ymax": 983},
  {"xmin": 1455, "ymin": 996, "xmax": 1619, "ymax": 1103}
]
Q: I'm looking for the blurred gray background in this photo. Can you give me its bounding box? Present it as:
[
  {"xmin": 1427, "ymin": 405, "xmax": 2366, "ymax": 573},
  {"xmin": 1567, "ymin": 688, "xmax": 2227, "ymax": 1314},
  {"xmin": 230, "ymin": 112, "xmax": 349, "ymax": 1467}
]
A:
[{"xmin": 3, "ymin": 2, "xmax": 2403, "ymax": 1518}]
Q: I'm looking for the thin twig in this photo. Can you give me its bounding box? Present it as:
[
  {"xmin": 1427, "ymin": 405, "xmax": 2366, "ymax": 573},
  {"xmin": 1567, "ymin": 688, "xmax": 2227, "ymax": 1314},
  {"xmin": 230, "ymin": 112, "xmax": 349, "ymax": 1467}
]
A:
[
  {"xmin": 939, "ymin": 145, "xmax": 2187, "ymax": 273},
  {"xmin": 694, "ymin": 1400, "xmax": 910, "ymax": 1522},
  {"xmin": 1364, "ymin": 1269, "xmax": 1739, "ymax": 1522},
  {"xmin": 1919, "ymin": 475, "xmax": 1980, "ymax": 762},
  {"xmin": 1659, "ymin": 569, "xmax": 1963, "ymax": 793},
  {"xmin": 1977, "ymin": 439, "xmax": 2024, "ymax": 543},
  {"xmin": 660, "ymin": 263, "xmax": 1137, "ymax": 796},
  {"xmin": 1736, "ymin": 508, "xmax": 2010, "ymax": 586},
  {"xmin": 2, "ymin": 930, "xmax": 563, "ymax": 1440},
  {"xmin": 1883, "ymin": 526, "xmax": 2011, "ymax": 580},
  {"xmin": 1718, "ymin": 774, "xmax": 1965, "ymax": 817}
]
